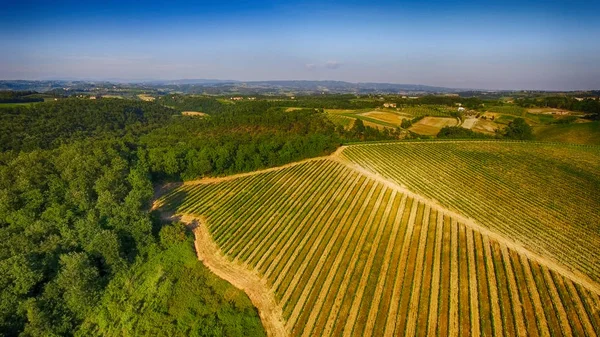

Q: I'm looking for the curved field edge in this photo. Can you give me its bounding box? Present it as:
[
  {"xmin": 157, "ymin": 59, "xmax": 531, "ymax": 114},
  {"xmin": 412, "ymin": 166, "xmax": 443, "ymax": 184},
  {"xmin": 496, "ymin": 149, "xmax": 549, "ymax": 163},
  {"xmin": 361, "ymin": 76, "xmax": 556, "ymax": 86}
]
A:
[
  {"xmin": 155, "ymin": 146, "xmax": 600, "ymax": 337},
  {"xmin": 162, "ymin": 214, "xmax": 287, "ymax": 337}
]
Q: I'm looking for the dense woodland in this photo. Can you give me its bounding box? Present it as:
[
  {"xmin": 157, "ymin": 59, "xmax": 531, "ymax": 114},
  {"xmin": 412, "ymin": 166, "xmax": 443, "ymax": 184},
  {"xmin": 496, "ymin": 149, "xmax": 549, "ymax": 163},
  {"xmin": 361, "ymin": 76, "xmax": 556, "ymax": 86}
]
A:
[
  {"xmin": 516, "ymin": 96, "xmax": 600, "ymax": 119},
  {"xmin": 0, "ymin": 91, "xmax": 45, "ymax": 104},
  {"xmin": 0, "ymin": 96, "xmax": 399, "ymax": 336}
]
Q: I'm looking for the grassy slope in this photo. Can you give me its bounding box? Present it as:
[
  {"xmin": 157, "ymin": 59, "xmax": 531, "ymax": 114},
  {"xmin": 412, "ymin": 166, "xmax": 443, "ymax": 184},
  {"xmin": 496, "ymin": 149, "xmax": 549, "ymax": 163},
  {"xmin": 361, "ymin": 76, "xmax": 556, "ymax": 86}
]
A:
[
  {"xmin": 79, "ymin": 236, "xmax": 266, "ymax": 337},
  {"xmin": 534, "ymin": 121, "xmax": 600, "ymax": 145}
]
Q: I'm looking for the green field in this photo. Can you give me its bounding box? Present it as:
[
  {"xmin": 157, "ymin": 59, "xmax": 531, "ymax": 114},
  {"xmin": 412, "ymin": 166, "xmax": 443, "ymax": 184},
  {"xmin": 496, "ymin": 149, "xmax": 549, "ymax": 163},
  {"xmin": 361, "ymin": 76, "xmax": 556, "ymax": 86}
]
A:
[
  {"xmin": 342, "ymin": 141, "xmax": 600, "ymax": 284},
  {"xmin": 158, "ymin": 146, "xmax": 600, "ymax": 337},
  {"xmin": 486, "ymin": 105, "xmax": 526, "ymax": 116},
  {"xmin": 534, "ymin": 121, "xmax": 600, "ymax": 145},
  {"xmin": 0, "ymin": 102, "xmax": 41, "ymax": 108}
]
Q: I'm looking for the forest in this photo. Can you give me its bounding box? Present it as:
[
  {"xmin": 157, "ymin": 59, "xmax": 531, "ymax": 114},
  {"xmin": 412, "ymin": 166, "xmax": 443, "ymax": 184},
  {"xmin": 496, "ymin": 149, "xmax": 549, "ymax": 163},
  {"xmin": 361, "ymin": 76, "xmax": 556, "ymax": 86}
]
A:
[{"xmin": 0, "ymin": 96, "xmax": 397, "ymax": 336}]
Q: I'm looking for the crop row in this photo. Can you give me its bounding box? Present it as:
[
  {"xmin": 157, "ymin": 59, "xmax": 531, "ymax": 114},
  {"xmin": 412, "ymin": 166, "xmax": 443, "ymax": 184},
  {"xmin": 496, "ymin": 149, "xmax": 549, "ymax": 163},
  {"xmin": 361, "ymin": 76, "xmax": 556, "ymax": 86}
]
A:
[
  {"xmin": 158, "ymin": 158, "xmax": 600, "ymax": 336},
  {"xmin": 341, "ymin": 141, "xmax": 600, "ymax": 282}
]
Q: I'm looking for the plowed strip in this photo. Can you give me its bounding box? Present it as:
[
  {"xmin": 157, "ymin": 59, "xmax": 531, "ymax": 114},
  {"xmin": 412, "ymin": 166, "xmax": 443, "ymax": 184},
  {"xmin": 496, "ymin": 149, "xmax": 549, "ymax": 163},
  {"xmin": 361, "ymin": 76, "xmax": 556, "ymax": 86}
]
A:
[
  {"xmin": 340, "ymin": 189, "xmax": 395, "ymax": 336},
  {"xmin": 541, "ymin": 266, "xmax": 573, "ymax": 336},
  {"xmin": 382, "ymin": 200, "xmax": 419, "ymax": 336},
  {"xmin": 404, "ymin": 205, "xmax": 432, "ymax": 337},
  {"xmin": 449, "ymin": 219, "xmax": 460, "ymax": 337},
  {"xmin": 362, "ymin": 194, "xmax": 408, "ymax": 336},
  {"xmin": 482, "ymin": 235, "xmax": 503, "ymax": 337},
  {"xmin": 416, "ymin": 209, "xmax": 438, "ymax": 337},
  {"xmin": 426, "ymin": 211, "xmax": 444, "ymax": 336},
  {"xmin": 501, "ymin": 244, "xmax": 527, "ymax": 336},
  {"xmin": 466, "ymin": 227, "xmax": 480, "ymax": 337},
  {"xmin": 302, "ymin": 183, "xmax": 381, "ymax": 336}
]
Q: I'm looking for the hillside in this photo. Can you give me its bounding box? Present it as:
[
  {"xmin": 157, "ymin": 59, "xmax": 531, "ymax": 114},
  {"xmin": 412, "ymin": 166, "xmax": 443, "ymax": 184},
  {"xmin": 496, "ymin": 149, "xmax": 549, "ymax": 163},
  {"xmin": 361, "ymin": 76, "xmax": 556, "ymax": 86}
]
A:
[
  {"xmin": 157, "ymin": 147, "xmax": 600, "ymax": 337},
  {"xmin": 341, "ymin": 141, "xmax": 600, "ymax": 283}
]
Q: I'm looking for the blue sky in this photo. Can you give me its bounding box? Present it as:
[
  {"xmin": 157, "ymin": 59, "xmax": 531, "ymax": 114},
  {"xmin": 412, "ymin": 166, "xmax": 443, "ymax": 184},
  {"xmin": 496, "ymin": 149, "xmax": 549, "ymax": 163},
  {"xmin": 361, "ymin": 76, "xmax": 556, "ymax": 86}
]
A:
[{"xmin": 2, "ymin": 0, "xmax": 599, "ymax": 90}]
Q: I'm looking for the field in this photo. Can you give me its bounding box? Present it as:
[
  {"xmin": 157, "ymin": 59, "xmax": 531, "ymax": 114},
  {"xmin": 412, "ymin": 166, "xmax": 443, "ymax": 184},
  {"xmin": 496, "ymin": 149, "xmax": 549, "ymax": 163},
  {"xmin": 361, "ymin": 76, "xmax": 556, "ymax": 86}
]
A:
[
  {"xmin": 325, "ymin": 113, "xmax": 355, "ymax": 129},
  {"xmin": 471, "ymin": 118, "xmax": 501, "ymax": 134},
  {"xmin": 398, "ymin": 105, "xmax": 455, "ymax": 117},
  {"xmin": 182, "ymin": 111, "xmax": 208, "ymax": 117},
  {"xmin": 409, "ymin": 117, "xmax": 458, "ymax": 135},
  {"xmin": 0, "ymin": 102, "xmax": 41, "ymax": 108},
  {"xmin": 342, "ymin": 141, "xmax": 600, "ymax": 284},
  {"xmin": 138, "ymin": 94, "xmax": 155, "ymax": 101},
  {"xmin": 486, "ymin": 105, "xmax": 527, "ymax": 116},
  {"xmin": 158, "ymin": 145, "xmax": 600, "ymax": 337},
  {"xmin": 360, "ymin": 110, "xmax": 406, "ymax": 126},
  {"xmin": 533, "ymin": 121, "xmax": 600, "ymax": 145},
  {"xmin": 460, "ymin": 117, "xmax": 477, "ymax": 129}
]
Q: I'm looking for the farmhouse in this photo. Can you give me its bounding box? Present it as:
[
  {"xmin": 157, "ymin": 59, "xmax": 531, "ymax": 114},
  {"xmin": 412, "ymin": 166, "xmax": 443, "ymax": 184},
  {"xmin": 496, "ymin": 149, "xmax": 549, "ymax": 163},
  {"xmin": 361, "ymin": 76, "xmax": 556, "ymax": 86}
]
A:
[
  {"xmin": 383, "ymin": 103, "xmax": 397, "ymax": 108},
  {"xmin": 230, "ymin": 96, "xmax": 243, "ymax": 101},
  {"xmin": 457, "ymin": 106, "xmax": 466, "ymax": 112}
]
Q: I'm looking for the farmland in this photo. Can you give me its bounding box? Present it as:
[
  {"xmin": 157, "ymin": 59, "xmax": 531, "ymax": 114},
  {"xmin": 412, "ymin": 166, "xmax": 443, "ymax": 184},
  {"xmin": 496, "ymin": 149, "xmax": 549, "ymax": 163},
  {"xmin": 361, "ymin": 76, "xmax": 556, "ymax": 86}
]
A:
[
  {"xmin": 158, "ymin": 146, "xmax": 600, "ymax": 337},
  {"xmin": 409, "ymin": 116, "xmax": 458, "ymax": 135},
  {"xmin": 341, "ymin": 141, "xmax": 600, "ymax": 284}
]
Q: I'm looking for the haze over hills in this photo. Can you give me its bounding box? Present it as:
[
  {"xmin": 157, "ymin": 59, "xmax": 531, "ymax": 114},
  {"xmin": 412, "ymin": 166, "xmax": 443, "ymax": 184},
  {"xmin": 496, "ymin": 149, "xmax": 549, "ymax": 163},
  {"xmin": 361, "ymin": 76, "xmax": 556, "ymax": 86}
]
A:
[{"xmin": 0, "ymin": 79, "xmax": 532, "ymax": 95}]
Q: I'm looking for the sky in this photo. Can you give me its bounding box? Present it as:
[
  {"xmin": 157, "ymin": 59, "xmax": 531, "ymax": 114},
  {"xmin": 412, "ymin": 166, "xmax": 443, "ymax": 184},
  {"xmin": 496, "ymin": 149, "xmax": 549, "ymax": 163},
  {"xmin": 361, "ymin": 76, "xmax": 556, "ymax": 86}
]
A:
[{"xmin": 2, "ymin": 0, "xmax": 599, "ymax": 90}]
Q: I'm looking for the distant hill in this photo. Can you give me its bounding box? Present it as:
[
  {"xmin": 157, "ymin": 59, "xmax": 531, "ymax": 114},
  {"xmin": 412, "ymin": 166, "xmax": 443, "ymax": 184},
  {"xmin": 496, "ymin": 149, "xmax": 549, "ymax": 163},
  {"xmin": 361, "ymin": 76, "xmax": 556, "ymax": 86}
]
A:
[{"xmin": 0, "ymin": 79, "xmax": 466, "ymax": 94}]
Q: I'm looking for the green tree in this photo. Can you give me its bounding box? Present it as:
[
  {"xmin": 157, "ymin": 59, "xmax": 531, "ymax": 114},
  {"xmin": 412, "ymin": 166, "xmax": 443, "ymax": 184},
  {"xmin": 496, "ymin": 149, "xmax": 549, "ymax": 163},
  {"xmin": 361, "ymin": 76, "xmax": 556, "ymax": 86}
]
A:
[{"xmin": 504, "ymin": 118, "xmax": 533, "ymax": 140}]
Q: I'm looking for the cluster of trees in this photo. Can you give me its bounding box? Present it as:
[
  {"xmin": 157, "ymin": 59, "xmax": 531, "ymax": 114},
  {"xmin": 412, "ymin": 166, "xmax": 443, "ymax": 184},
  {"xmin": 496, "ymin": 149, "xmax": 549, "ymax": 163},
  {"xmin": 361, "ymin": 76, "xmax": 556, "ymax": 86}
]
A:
[
  {"xmin": 0, "ymin": 99, "xmax": 174, "ymax": 152},
  {"xmin": 0, "ymin": 139, "xmax": 157, "ymax": 335},
  {"xmin": 400, "ymin": 116, "xmax": 425, "ymax": 129},
  {"xmin": 437, "ymin": 117, "xmax": 532, "ymax": 140},
  {"xmin": 1, "ymin": 98, "xmax": 300, "ymax": 335},
  {"xmin": 0, "ymin": 91, "xmax": 44, "ymax": 104},
  {"xmin": 503, "ymin": 117, "xmax": 533, "ymax": 140},
  {"xmin": 516, "ymin": 96, "xmax": 600, "ymax": 119},
  {"xmin": 79, "ymin": 223, "xmax": 265, "ymax": 336},
  {"xmin": 141, "ymin": 106, "xmax": 341, "ymax": 180},
  {"xmin": 336, "ymin": 119, "xmax": 403, "ymax": 142}
]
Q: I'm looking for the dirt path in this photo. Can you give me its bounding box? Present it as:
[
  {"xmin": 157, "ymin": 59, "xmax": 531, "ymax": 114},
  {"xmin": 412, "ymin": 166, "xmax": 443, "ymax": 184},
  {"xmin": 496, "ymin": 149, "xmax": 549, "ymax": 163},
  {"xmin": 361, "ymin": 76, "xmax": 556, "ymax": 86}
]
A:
[
  {"xmin": 466, "ymin": 227, "xmax": 481, "ymax": 337},
  {"xmin": 165, "ymin": 214, "xmax": 287, "ymax": 337}
]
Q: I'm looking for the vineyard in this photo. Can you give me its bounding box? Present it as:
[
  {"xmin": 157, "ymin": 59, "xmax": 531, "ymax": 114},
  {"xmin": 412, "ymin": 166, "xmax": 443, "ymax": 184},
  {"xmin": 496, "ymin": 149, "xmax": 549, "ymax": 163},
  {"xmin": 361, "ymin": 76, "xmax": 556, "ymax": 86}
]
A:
[
  {"xmin": 158, "ymin": 151, "xmax": 600, "ymax": 336},
  {"xmin": 398, "ymin": 105, "xmax": 455, "ymax": 117},
  {"xmin": 341, "ymin": 141, "xmax": 600, "ymax": 284}
]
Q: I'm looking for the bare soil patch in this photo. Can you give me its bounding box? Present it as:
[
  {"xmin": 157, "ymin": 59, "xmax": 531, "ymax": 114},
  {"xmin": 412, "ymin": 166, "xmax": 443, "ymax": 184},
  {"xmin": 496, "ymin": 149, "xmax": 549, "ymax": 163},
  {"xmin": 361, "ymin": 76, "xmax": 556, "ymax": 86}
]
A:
[
  {"xmin": 461, "ymin": 117, "xmax": 478, "ymax": 129},
  {"xmin": 182, "ymin": 111, "xmax": 208, "ymax": 117},
  {"xmin": 164, "ymin": 214, "xmax": 287, "ymax": 337},
  {"xmin": 360, "ymin": 111, "xmax": 406, "ymax": 126},
  {"xmin": 409, "ymin": 117, "xmax": 458, "ymax": 135}
]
